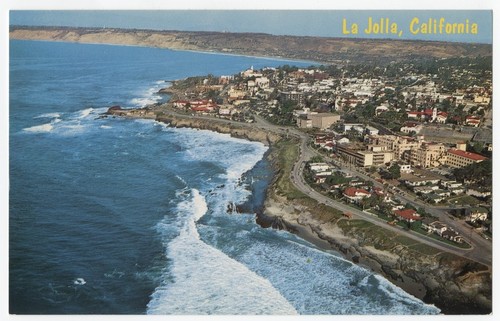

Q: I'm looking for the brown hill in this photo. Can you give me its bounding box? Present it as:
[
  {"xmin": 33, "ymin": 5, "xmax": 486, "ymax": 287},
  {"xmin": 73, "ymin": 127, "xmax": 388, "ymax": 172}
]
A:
[{"xmin": 10, "ymin": 26, "xmax": 492, "ymax": 64}]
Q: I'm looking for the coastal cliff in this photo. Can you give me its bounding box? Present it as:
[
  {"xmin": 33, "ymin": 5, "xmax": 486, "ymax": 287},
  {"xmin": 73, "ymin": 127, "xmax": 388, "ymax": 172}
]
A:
[
  {"xmin": 261, "ymin": 142, "xmax": 492, "ymax": 314},
  {"xmin": 10, "ymin": 26, "xmax": 492, "ymax": 64},
  {"xmin": 105, "ymin": 106, "xmax": 491, "ymax": 314},
  {"xmin": 155, "ymin": 115, "xmax": 282, "ymax": 146}
]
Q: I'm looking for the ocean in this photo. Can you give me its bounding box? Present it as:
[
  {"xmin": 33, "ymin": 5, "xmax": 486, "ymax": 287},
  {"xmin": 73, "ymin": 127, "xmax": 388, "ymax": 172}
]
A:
[{"xmin": 9, "ymin": 40, "xmax": 440, "ymax": 315}]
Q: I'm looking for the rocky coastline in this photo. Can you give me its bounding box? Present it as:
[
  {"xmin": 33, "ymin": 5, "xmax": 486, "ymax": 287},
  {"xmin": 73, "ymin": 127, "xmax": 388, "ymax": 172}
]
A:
[{"xmin": 105, "ymin": 105, "xmax": 492, "ymax": 314}]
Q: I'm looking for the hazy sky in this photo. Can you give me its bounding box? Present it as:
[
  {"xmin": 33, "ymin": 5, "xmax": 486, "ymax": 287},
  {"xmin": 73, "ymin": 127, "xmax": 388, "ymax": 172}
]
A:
[{"xmin": 10, "ymin": 10, "xmax": 492, "ymax": 44}]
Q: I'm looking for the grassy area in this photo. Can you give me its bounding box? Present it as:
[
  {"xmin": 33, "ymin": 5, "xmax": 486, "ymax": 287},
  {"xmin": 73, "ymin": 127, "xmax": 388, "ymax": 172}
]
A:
[
  {"xmin": 407, "ymin": 243, "xmax": 442, "ymax": 255},
  {"xmin": 446, "ymin": 194, "xmax": 480, "ymax": 206},
  {"xmin": 393, "ymin": 235, "xmax": 421, "ymax": 247},
  {"xmin": 272, "ymin": 139, "xmax": 307, "ymax": 200},
  {"xmin": 338, "ymin": 219, "xmax": 373, "ymax": 230}
]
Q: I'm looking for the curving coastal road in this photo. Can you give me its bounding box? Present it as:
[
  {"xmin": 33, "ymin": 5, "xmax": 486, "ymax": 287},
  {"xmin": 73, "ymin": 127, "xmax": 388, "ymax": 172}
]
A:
[
  {"xmin": 253, "ymin": 114, "xmax": 492, "ymax": 267},
  {"xmin": 153, "ymin": 107, "xmax": 491, "ymax": 266}
]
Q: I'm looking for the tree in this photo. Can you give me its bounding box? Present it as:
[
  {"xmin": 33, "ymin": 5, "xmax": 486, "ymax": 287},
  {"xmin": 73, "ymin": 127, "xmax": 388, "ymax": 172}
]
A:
[
  {"xmin": 417, "ymin": 207, "xmax": 427, "ymax": 216},
  {"xmin": 453, "ymin": 159, "xmax": 492, "ymax": 185},
  {"xmin": 388, "ymin": 164, "xmax": 401, "ymax": 179},
  {"xmin": 310, "ymin": 155, "xmax": 324, "ymax": 163},
  {"xmin": 381, "ymin": 164, "xmax": 401, "ymax": 180},
  {"xmin": 470, "ymin": 142, "xmax": 484, "ymax": 154},
  {"xmin": 360, "ymin": 197, "xmax": 373, "ymax": 210}
]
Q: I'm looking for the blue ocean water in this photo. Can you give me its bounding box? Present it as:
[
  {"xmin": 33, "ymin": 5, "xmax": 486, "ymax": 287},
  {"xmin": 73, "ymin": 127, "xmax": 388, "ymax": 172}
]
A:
[{"xmin": 9, "ymin": 40, "xmax": 440, "ymax": 315}]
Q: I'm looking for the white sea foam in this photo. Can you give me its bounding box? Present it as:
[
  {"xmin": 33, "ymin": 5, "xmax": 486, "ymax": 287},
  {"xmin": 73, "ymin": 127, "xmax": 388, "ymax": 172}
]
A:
[
  {"xmin": 148, "ymin": 189, "xmax": 297, "ymax": 315},
  {"xmin": 151, "ymin": 127, "xmax": 437, "ymax": 315},
  {"xmin": 34, "ymin": 112, "xmax": 61, "ymax": 119},
  {"xmin": 372, "ymin": 274, "xmax": 439, "ymax": 313},
  {"xmin": 130, "ymin": 97, "xmax": 159, "ymax": 107},
  {"xmin": 23, "ymin": 123, "xmax": 54, "ymax": 133},
  {"xmin": 130, "ymin": 82, "xmax": 164, "ymax": 107},
  {"xmin": 73, "ymin": 278, "xmax": 86, "ymax": 285},
  {"xmin": 23, "ymin": 107, "xmax": 109, "ymax": 136},
  {"xmin": 77, "ymin": 108, "xmax": 94, "ymax": 119}
]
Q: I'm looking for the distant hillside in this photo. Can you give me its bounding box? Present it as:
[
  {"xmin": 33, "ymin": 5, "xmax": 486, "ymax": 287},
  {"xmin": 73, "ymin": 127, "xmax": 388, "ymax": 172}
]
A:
[{"xmin": 10, "ymin": 26, "xmax": 492, "ymax": 64}]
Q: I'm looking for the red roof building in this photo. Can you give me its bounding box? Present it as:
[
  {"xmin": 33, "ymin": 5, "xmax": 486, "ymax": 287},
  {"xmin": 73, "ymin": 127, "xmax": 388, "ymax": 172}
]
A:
[
  {"xmin": 394, "ymin": 209, "xmax": 421, "ymax": 222},
  {"xmin": 446, "ymin": 148, "xmax": 487, "ymax": 168},
  {"xmin": 343, "ymin": 187, "xmax": 371, "ymax": 203},
  {"xmin": 465, "ymin": 116, "xmax": 481, "ymax": 127}
]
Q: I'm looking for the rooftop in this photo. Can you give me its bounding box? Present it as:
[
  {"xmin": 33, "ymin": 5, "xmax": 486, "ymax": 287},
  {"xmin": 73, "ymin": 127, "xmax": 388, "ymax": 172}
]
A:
[
  {"xmin": 447, "ymin": 149, "xmax": 487, "ymax": 161},
  {"xmin": 343, "ymin": 187, "xmax": 370, "ymax": 197},
  {"xmin": 394, "ymin": 209, "xmax": 421, "ymax": 221}
]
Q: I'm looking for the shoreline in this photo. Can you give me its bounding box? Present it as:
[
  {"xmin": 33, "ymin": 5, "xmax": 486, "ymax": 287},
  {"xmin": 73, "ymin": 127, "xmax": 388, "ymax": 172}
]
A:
[
  {"xmin": 9, "ymin": 27, "xmax": 492, "ymax": 65},
  {"xmin": 104, "ymin": 101, "xmax": 491, "ymax": 314},
  {"xmin": 9, "ymin": 38, "xmax": 322, "ymax": 66}
]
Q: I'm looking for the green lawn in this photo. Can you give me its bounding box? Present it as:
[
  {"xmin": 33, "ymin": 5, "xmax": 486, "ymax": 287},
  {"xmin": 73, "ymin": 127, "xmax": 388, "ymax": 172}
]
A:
[
  {"xmin": 273, "ymin": 139, "xmax": 307, "ymax": 200},
  {"xmin": 446, "ymin": 194, "xmax": 480, "ymax": 206}
]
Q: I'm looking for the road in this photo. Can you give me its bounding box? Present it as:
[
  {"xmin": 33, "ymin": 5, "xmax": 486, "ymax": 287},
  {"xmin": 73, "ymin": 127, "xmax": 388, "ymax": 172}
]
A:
[
  {"xmin": 322, "ymin": 159, "xmax": 492, "ymax": 265},
  {"xmin": 257, "ymin": 114, "xmax": 492, "ymax": 266},
  {"xmin": 156, "ymin": 107, "xmax": 492, "ymax": 266}
]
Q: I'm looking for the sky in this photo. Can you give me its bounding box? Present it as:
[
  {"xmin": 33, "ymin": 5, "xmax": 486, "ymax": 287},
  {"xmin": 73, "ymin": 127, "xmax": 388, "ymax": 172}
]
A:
[{"xmin": 9, "ymin": 10, "xmax": 493, "ymax": 44}]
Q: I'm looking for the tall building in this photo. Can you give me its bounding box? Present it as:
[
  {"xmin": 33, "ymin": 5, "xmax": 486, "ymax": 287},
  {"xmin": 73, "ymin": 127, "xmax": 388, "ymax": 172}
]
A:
[
  {"xmin": 336, "ymin": 144, "xmax": 393, "ymax": 167},
  {"xmin": 369, "ymin": 135, "xmax": 421, "ymax": 160},
  {"xmin": 445, "ymin": 149, "xmax": 488, "ymax": 168},
  {"xmin": 410, "ymin": 142, "xmax": 447, "ymax": 168},
  {"xmin": 309, "ymin": 113, "xmax": 340, "ymax": 130}
]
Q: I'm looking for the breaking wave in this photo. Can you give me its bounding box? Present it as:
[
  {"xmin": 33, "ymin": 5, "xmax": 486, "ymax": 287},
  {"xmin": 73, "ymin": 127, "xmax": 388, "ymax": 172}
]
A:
[{"xmin": 147, "ymin": 188, "xmax": 296, "ymax": 315}]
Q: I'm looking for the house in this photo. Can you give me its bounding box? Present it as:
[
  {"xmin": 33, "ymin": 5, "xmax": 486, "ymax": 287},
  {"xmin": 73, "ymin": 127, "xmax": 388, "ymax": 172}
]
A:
[
  {"xmin": 465, "ymin": 115, "xmax": 481, "ymax": 127},
  {"xmin": 343, "ymin": 123, "xmax": 365, "ymax": 133},
  {"xmin": 314, "ymin": 174, "xmax": 329, "ymax": 184},
  {"xmin": 449, "ymin": 187, "xmax": 465, "ymax": 195},
  {"xmin": 466, "ymin": 187, "xmax": 491, "ymax": 198},
  {"xmin": 323, "ymin": 142, "xmax": 335, "ymax": 152},
  {"xmin": 309, "ymin": 163, "xmax": 330, "ymax": 172},
  {"xmin": 337, "ymin": 137, "xmax": 350, "ymax": 144},
  {"xmin": 406, "ymin": 108, "xmax": 438, "ymax": 122},
  {"xmin": 173, "ymin": 100, "xmax": 190, "ymax": 108},
  {"xmin": 372, "ymin": 187, "xmax": 390, "ymax": 201},
  {"xmin": 393, "ymin": 208, "xmax": 421, "ymax": 223},
  {"xmin": 413, "ymin": 186, "xmax": 437, "ymax": 194},
  {"xmin": 399, "ymin": 164, "xmax": 413, "ymax": 174},
  {"xmin": 421, "ymin": 217, "xmax": 438, "ymax": 230},
  {"xmin": 434, "ymin": 189, "xmax": 451, "ymax": 197},
  {"xmin": 375, "ymin": 105, "xmax": 389, "ymax": 116},
  {"xmin": 365, "ymin": 126, "xmax": 379, "ymax": 135},
  {"xmin": 424, "ymin": 193, "xmax": 445, "ymax": 203},
  {"xmin": 255, "ymin": 77, "xmax": 270, "ymax": 89},
  {"xmin": 442, "ymin": 230, "xmax": 464, "ymax": 243},
  {"xmin": 343, "ymin": 187, "xmax": 371, "ymax": 203},
  {"xmin": 427, "ymin": 221, "xmax": 448, "ymax": 236},
  {"xmin": 467, "ymin": 207, "xmax": 489, "ymax": 223},
  {"xmin": 440, "ymin": 180, "xmax": 463, "ymax": 189},
  {"xmin": 403, "ymin": 176, "xmax": 441, "ymax": 187},
  {"xmin": 400, "ymin": 122, "xmax": 422, "ymax": 134},
  {"xmin": 435, "ymin": 111, "xmax": 448, "ymax": 124}
]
